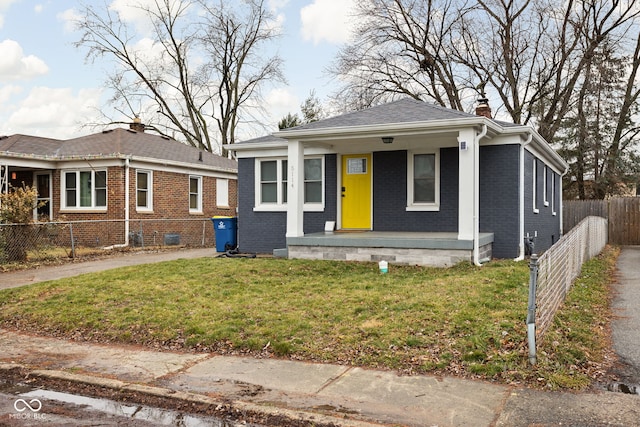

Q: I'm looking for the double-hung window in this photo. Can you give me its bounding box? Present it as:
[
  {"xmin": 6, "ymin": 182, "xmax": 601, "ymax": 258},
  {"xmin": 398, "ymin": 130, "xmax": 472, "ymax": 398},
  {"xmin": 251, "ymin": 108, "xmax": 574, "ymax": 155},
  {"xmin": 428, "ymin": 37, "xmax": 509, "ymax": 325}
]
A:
[
  {"xmin": 407, "ymin": 151, "xmax": 439, "ymax": 211},
  {"xmin": 304, "ymin": 158, "xmax": 322, "ymax": 203},
  {"xmin": 136, "ymin": 170, "xmax": 153, "ymax": 211},
  {"xmin": 62, "ymin": 170, "xmax": 107, "ymax": 209},
  {"xmin": 189, "ymin": 175, "xmax": 202, "ymax": 213},
  {"xmin": 255, "ymin": 157, "xmax": 324, "ymax": 210},
  {"xmin": 216, "ymin": 178, "xmax": 229, "ymax": 208}
]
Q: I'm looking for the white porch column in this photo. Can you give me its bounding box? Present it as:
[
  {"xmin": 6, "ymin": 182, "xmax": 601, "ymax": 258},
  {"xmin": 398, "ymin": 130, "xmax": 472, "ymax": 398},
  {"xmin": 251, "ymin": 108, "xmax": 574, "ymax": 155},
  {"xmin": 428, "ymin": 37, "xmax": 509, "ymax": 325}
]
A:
[
  {"xmin": 457, "ymin": 128, "xmax": 476, "ymax": 240},
  {"xmin": 286, "ymin": 139, "xmax": 305, "ymax": 238}
]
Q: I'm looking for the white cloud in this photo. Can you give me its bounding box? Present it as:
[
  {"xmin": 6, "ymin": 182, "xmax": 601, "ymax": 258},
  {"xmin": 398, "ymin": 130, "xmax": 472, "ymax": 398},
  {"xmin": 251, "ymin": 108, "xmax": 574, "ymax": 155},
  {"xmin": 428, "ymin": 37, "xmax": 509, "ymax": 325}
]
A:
[
  {"xmin": 300, "ymin": 0, "xmax": 355, "ymax": 45},
  {"xmin": 0, "ymin": 84, "xmax": 22, "ymax": 108},
  {"xmin": 109, "ymin": 0, "xmax": 187, "ymax": 36},
  {"xmin": 0, "ymin": 0, "xmax": 20, "ymax": 29},
  {"xmin": 58, "ymin": 8, "xmax": 81, "ymax": 33},
  {"xmin": 269, "ymin": 0, "xmax": 289, "ymax": 10},
  {"xmin": 1, "ymin": 86, "xmax": 103, "ymax": 139},
  {"xmin": 264, "ymin": 87, "xmax": 299, "ymax": 126},
  {"xmin": 34, "ymin": 4, "xmax": 43, "ymax": 13},
  {"xmin": 0, "ymin": 40, "xmax": 49, "ymax": 81}
]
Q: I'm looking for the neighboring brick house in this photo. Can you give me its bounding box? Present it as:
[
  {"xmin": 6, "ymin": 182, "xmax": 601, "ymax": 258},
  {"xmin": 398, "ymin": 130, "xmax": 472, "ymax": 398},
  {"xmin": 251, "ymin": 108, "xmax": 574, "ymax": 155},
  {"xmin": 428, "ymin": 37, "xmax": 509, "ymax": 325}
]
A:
[
  {"xmin": 0, "ymin": 123, "xmax": 237, "ymax": 249},
  {"xmin": 231, "ymin": 98, "xmax": 569, "ymax": 266}
]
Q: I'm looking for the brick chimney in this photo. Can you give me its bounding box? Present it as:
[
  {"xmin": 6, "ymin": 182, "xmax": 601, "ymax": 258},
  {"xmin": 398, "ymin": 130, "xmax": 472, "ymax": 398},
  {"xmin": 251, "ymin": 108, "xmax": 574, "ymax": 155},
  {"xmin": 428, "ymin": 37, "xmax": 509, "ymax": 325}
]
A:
[
  {"xmin": 475, "ymin": 97, "xmax": 492, "ymax": 119},
  {"xmin": 130, "ymin": 116, "xmax": 145, "ymax": 132}
]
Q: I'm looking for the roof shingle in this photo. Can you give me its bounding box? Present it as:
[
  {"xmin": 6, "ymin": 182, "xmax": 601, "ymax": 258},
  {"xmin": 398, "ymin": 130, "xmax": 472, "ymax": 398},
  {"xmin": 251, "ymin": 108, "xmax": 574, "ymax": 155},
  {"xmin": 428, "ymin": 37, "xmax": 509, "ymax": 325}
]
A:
[{"xmin": 1, "ymin": 129, "xmax": 237, "ymax": 172}]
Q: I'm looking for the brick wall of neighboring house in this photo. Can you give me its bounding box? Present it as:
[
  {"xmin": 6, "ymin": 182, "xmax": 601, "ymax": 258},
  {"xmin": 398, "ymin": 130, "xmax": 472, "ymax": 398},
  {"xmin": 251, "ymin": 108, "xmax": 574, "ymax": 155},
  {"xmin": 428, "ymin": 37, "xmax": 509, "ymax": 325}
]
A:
[{"xmin": 46, "ymin": 165, "xmax": 237, "ymax": 248}]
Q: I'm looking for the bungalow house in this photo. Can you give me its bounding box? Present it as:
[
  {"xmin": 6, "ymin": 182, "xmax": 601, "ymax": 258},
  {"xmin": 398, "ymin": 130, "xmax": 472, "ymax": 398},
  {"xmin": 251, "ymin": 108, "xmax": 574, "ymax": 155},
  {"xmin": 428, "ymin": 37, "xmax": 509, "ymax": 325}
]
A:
[
  {"xmin": 230, "ymin": 98, "xmax": 568, "ymax": 267},
  {"xmin": 0, "ymin": 122, "xmax": 237, "ymax": 248}
]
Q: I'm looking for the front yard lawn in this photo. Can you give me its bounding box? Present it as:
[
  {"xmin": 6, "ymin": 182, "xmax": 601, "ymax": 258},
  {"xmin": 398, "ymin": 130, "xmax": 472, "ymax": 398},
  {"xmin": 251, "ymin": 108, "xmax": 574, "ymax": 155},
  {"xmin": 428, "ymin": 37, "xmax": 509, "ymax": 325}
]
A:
[{"xmin": 0, "ymin": 246, "xmax": 618, "ymax": 389}]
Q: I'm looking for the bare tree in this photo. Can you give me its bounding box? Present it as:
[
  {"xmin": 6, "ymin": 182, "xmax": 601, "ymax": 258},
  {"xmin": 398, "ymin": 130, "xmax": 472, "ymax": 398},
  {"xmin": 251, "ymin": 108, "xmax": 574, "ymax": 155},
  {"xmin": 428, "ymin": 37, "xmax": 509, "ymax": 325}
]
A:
[
  {"xmin": 332, "ymin": 0, "xmax": 640, "ymax": 141},
  {"xmin": 331, "ymin": 0, "xmax": 468, "ymax": 111},
  {"xmin": 559, "ymin": 35, "xmax": 640, "ymax": 199},
  {"xmin": 74, "ymin": 0, "xmax": 283, "ymax": 154}
]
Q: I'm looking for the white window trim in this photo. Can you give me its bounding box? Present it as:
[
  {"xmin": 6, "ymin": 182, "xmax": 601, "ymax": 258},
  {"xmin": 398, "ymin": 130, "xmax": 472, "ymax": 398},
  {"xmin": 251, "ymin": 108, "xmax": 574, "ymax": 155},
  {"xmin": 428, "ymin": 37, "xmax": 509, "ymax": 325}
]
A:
[
  {"xmin": 136, "ymin": 169, "xmax": 153, "ymax": 212},
  {"xmin": 34, "ymin": 172, "xmax": 52, "ymax": 221},
  {"xmin": 60, "ymin": 169, "xmax": 108, "ymax": 212},
  {"xmin": 543, "ymin": 166, "xmax": 549, "ymax": 206},
  {"xmin": 253, "ymin": 156, "xmax": 325, "ymax": 212},
  {"xmin": 189, "ymin": 175, "xmax": 203, "ymax": 213},
  {"xmin": 533, "ymin": 160, "xmax": 539, "ymax": 214},
  {"xmin": 551, "ymin": 173, "xmax": 557, "ymax": 216},
  {"xmin": 216, "ymin": 178, "xmax": 230, "ymax": 208},
  {"xmin": 406, "ymin": 150, "xmax": 440, "ymax": 212}
]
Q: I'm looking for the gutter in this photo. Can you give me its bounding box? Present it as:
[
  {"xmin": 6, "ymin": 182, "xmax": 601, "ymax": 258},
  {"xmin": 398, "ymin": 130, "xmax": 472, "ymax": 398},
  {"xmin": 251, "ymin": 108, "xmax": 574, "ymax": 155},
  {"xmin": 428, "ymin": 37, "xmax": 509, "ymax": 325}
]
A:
[
  {"xmin": 515, "ymin": 132, "xmax": 533, "ymax": 261},
  {"xmin": 473, "ymin": 124, "xmax": 488, "ymax": 266}
]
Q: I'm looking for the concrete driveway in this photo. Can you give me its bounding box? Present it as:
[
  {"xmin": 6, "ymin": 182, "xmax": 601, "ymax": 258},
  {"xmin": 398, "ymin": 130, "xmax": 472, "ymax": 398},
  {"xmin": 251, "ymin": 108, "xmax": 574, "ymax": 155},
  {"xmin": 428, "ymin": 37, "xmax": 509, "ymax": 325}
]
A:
[{"xmin": 0, "ymin": 248, "xmax": 216, "ymax": 290}]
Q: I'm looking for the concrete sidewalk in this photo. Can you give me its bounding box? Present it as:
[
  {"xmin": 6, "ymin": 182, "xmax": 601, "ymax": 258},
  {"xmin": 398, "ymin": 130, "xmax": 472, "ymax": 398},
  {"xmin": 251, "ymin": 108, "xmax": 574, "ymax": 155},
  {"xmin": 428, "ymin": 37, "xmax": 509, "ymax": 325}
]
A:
[
  {"xmin": 0, "ymin": 247, "xmax": 639, "ymax": 426},
  {"xmin": 1, "ymin": 328, "xmax": 639, "ymax": 426}
]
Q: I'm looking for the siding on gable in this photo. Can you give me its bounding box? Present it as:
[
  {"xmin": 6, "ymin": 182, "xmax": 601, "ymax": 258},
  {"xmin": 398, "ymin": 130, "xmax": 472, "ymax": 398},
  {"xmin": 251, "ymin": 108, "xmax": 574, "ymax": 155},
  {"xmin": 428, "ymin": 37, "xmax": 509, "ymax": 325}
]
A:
[
  {"xmin": 524, "ymin": 150, "xmax": 561, "ymax": 254},
  {"xmin": 479, "ymin": 144, "xmax": 520, "ymax": 259},
  {"xmin": 373, "ymin": 148, "xmax": 459, "ymax": 231},
  {"xmin": 237, "ymin": 155, "xmax": 337, "ymax": 254}
]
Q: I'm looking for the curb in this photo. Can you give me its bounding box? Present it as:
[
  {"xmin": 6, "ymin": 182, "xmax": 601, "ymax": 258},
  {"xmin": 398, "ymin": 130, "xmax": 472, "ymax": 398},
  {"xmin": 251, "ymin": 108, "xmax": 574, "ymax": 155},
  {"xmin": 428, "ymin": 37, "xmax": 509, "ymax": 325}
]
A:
[{"xmin": 1, "ymin": 363, "xmax": 385, "ymax": 427}]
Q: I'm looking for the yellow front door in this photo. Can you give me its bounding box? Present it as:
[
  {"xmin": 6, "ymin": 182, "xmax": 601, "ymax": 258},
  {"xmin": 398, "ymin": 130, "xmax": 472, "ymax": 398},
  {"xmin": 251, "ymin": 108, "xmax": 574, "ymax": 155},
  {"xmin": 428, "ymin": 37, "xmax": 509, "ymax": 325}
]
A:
[{"xmin": 341, "ymin": 154, "xmax": 372, "ymax": 229}]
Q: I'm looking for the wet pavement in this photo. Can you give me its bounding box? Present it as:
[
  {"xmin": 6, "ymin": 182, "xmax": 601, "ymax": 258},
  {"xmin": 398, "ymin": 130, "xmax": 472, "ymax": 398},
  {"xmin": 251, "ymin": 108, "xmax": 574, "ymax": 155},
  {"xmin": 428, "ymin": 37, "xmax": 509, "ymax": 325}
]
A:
[
  {"xmin": 0, "ymin": 247, "xmax": 639, "ymax": 426},
  {"xmin": 611, "ymin": 247, "xmax": 640, "ymax": 385}
]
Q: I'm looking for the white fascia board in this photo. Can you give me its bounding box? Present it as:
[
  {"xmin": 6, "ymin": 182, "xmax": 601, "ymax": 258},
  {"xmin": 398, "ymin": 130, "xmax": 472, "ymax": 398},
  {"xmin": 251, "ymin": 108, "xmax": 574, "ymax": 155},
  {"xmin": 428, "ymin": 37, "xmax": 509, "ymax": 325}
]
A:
[
  {"xmin": 57, "ymin": 158, "xmax": 123, "ymax": 169},
  {"xmin": 504, "ymin": 127, "xmax": 568, "ymax": 174},
  {"xmin": 234, "ymin": 147, "xmax": 288, "ymax": 159},
  {"xmin": 0, "ymin": 155, "xmax": 58, "ymax": 169},
  {"xmin": 126, "ymin": 156, "xmax": 237, "ymax": 178},
  {"xmin": 275, "ymin": 117, "xmax": 501, "ymax": 141},
  {"xmin": 230, "ymin": 142, "xmax": 334, "ymax": 159},
  {"xmin": 2, "ymin": 153, "xmax": 236, "ymax": 179},
  {"xmin": 227, "ymin": 140, "xmax": 288, "ymax": 155}
]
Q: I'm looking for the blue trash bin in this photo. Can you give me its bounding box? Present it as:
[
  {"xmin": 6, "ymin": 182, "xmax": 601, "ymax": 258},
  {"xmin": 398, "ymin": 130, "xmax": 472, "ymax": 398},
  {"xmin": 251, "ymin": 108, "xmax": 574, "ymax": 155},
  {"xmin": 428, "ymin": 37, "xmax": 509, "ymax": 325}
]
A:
[{"xmin": 212, "ymin": 216, "xmax": 237, "ymax": 252}]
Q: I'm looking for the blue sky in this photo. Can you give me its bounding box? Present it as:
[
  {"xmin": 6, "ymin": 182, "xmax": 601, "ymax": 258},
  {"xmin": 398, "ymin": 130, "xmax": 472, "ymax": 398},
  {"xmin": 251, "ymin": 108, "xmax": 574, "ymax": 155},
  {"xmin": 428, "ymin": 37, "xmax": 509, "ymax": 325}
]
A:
[{"xmin": 0, "ymin": 0, "xmax": 355, "ymax": 140}]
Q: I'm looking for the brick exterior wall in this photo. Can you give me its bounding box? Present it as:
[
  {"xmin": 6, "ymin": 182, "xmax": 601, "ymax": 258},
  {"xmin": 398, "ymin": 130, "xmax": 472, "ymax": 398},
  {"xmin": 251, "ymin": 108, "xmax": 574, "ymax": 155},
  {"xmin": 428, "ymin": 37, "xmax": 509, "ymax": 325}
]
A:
[
  {"xmin": 237, "ymin": 155, "xmax": 338, "ymax": 254},
  {"xmin": 238, "ymin": 146, "xmax": 562, "ymax": 258},
  {"xmin": 373, "ymin": 148, "xmax": 459, "ymax": 231},
  {"xmin": 524, "ymin": 150, "xmax": 561, "ymax": 254},
  {"xmin": 14, "ymin": 166, "xmax": 237, "ymax": 248},
  {"xmin": 479, "ymin": 144, "xmax": 520, "ymax": 259}
]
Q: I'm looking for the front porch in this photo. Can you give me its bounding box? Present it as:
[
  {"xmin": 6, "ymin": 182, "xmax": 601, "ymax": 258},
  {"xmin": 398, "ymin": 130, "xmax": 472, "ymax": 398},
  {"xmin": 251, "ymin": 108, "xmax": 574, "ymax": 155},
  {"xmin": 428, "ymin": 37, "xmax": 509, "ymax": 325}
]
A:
[{"xmin": 284, "ymin": 231, "xmax": 494, "ymax": 267}]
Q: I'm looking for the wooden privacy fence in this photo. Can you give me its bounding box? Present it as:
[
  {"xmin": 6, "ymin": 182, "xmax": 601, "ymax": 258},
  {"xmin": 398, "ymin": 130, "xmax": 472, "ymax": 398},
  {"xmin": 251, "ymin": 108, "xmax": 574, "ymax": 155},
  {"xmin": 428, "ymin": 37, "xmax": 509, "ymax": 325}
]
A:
[{"xmin": 563, "ymin": 197, "xmax": 640, "ymax": 245}]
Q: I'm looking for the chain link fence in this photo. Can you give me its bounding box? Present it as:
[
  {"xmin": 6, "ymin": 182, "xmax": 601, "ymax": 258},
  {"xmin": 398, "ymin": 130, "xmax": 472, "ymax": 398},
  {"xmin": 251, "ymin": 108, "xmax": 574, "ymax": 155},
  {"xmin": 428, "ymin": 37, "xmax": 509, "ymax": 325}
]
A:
[
  {"xmin": 526, "ymin": 216, "xmax": 608, "ymax": 364},
  {"xmin": 0, "ymin": 218, "xmax": 217, "ymax": 265}
]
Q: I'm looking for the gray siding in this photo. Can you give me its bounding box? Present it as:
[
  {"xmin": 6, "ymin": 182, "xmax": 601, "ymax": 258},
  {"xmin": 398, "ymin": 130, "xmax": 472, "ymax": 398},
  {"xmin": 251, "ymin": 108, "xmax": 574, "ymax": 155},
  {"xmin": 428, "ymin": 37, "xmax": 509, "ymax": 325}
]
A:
[
  {"xmin": 524, "ymin": 151, "xmax": 561, "ymax": 254},
  {"xmin": 373, "ymin": 148, "xmax": 459, "ymax": 231},
  {"xmin": 237, "ymin": 155, "xmax": 337, "ymax": 253},
  {"xmin": 479, "ymin": 145, "xmax": 520, "ymax": 259}
]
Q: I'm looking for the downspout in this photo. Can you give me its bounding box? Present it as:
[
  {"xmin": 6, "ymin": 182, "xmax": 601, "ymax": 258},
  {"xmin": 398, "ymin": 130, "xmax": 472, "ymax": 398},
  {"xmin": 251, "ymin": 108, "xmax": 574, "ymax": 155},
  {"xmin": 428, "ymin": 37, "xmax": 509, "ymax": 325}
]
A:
[
  {"xmin": 559, "ymin": 169, "xmax": 567, "ymax": 236},
  {"xmin": 514, "ymin": 132, "xmax": 533, "ymax": 261},
  {"xmin": 106, "ymin": 157, "xmax": 130, "ymax": 249},
  {"xmin": 473, "ymin": 124, "xmax": 487, "ymax": 266},
  {"xmin": 123, "ymin": 157, "xmax": 130, "ymax": 246}
]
